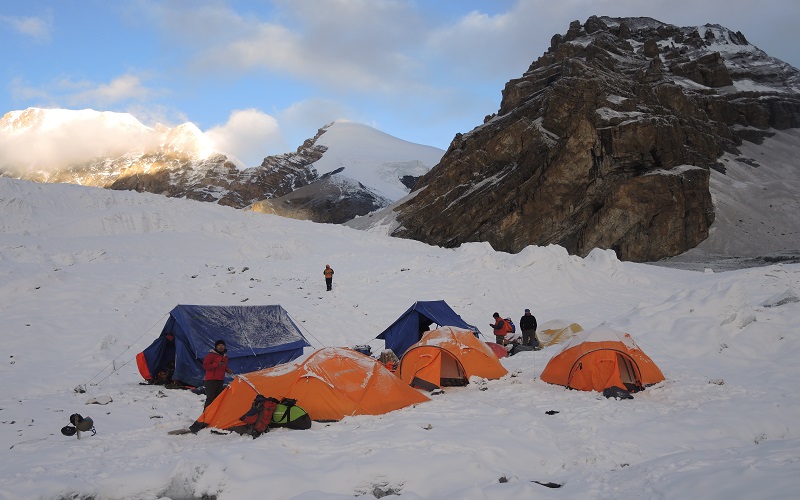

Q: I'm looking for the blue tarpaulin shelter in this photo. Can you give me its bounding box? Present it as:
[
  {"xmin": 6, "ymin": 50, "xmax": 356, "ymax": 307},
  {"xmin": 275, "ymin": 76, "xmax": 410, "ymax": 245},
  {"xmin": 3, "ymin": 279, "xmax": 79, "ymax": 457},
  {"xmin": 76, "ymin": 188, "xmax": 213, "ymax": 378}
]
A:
[
  {"xmin": 136, "ymin": 304, "xmax": 310, "ymax": 387},
  {"xmin": 376, "ymin": 300, "xmax": 480, "ymax": 356}
]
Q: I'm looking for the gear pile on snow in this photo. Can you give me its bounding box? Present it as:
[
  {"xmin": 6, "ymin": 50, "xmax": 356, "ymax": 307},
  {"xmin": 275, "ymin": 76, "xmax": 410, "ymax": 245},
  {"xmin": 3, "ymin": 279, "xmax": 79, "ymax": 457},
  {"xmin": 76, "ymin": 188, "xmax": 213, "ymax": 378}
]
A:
[{"xmin": 61, "ymin": 413, "xmax": 95, "ymax": 439}]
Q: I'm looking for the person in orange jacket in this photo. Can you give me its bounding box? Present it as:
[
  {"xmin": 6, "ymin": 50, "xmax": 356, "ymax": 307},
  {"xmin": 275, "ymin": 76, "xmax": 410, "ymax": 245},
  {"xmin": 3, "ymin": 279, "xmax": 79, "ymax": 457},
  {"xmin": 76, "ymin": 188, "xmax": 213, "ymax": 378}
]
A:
[
  {"xmin": 323, "ymin": 264, "xmax": 334, "ymax": 291},
  {"xmin": 202, "ymin": 340, "xmax": 233, "ymax": 408},
  {"xmin": 490, "ymin": 312, "xmax": 511, "ymax": 344}
]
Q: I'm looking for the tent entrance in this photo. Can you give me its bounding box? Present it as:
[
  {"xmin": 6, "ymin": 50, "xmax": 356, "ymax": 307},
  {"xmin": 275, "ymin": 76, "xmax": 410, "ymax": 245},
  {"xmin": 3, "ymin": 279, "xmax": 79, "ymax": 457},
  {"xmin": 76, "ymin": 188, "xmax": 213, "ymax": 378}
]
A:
[
  {"xmin": 616, "ymin": 353, "xmax": 641, "ymax": 391},
  {"xmin": 403, "ymin": 347, "xmax": 467, "ymax": 389},
  {"xmin": 439, "ymin": 351, "xmax": 467, "ymax": 387}
]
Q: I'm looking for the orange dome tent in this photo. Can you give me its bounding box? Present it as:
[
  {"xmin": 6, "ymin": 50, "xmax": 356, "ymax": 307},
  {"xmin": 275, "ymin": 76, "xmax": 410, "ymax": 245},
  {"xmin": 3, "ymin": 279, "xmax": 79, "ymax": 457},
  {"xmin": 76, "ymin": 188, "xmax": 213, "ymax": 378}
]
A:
[
  {"xmin": 194, "ymin": 347, "xmax": 430, "ymax": 428},
  {"xmin": 398, "ymin": 327, "xmax": 508, "ymax": 391},
  {"xmin": 540, "ymin": 326, "xmax": 665, "ymax": 392}
]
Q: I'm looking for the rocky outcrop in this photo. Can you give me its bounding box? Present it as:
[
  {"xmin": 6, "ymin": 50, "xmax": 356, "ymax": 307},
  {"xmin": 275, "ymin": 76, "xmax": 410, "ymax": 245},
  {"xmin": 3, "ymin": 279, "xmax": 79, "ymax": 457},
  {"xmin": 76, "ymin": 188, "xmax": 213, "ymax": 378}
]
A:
[
  {"xmin": 249, "ymin": 174, "xmax": 390, "ymax": 223},
  {"xmin": 391, "ymin": 16, "xmax": 800, "ymax": 261},
  {"xmin": 104, "ymin": 129, "xmax": 327, "ymax": 208}
]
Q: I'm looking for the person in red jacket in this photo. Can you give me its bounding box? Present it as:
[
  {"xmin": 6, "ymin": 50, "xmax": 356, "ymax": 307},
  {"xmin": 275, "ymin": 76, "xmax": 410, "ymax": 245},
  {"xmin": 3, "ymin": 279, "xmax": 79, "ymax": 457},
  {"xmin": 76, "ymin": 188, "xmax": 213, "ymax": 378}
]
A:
[
  {"xmin": 490, "ymin": 312, "xmax": 511, "ymax": 344},
  {"xmin": 202, "ymin": 340, "xmax": 233, "ymax": 408}
]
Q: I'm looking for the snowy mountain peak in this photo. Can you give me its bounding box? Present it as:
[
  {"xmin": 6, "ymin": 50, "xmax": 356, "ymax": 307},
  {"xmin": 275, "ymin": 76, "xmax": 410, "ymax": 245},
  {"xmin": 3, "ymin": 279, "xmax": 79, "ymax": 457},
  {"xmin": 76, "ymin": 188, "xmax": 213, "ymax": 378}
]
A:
[
  {"xmin": 590, "ymin": 16, "xmax": 800, "ymax": 94},
  {"xmin": 0, "ymin": 107, "xmax": 151, "ymax": 134},
  {"xmin": 309, "ymin": 120, "xmax": 444, "ymax": 200},
  {"xmin": 162, "ymin": 122, "xmax": 214, "ymax": 158}
]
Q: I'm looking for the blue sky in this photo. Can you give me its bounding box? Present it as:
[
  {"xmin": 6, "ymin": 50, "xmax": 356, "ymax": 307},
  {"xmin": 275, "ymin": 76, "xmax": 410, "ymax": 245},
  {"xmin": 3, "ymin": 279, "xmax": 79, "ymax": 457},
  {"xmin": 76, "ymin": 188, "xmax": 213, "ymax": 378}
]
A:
[{"xmin": 2, "ymin": 0, "xmax": 799, "ymax": 166}]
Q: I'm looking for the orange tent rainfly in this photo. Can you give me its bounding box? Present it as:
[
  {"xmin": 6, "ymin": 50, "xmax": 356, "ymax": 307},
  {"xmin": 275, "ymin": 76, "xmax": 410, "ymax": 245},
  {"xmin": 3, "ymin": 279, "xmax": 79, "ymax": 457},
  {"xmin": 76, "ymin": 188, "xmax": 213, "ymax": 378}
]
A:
[
  {"xmin": 194, "ymin": 347, "xmax": 430, "ymax": 429},
  {"xmin": 540, "ymin": 326, "xmax": 665, "ymax": 393},
  {"xmin": 397, "ymin": 326, "xmax": 508, "ymax": 391}
]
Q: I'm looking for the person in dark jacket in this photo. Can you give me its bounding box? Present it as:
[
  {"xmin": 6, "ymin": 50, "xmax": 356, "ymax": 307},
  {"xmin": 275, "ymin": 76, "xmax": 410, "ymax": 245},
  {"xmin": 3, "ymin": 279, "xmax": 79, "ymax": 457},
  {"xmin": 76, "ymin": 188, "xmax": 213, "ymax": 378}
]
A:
[
  {"xmin": 202, "ymin": 340, "xmax": 233, "ymax": 408},
  {"xmin": 520, "ymin": 308, "xmax": 539, "ymax": 349}
]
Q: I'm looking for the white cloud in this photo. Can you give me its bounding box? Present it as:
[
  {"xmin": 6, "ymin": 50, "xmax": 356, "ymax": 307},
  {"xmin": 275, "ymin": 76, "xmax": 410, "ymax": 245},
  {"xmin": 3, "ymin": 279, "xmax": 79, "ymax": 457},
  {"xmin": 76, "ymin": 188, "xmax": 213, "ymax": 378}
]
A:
[
  {"xmin": 124, "ymin": 103, "xmax": 189, "ymax": 130},
  {"xmin": 66, "ymin": 74, "xmax": 158, "ymax": 108},
  {"xmin": 8, "ymin": 77, "xmax": 53, "ymax": 104},
  {"xmin": 203, "ymin": 101, "xmax": 371, "ymax": 165},
  {"xmin": 279, "ymin": 98, "xmax": 358, "ymax": 135},
  {"xmin": 0, "ymin": 110, "xmax": 160, "ymax": 174},
  {"xmin": 425, "ymin": 1, "xmax": 580, "ymax": 82},
  {"xmin": 205, "ymin": 109, "xmax": 285, "ymax": 167},
  {"xmin": 9, "ymin": 73, "xmax": 161, "ymax": 111},
  {"xmin": 161, "ymin": 0, "xmax": 427, "ymax": 93},
  {"xmin": 0, "ymin": 13, "xmax": 52, "ymax": 42}
]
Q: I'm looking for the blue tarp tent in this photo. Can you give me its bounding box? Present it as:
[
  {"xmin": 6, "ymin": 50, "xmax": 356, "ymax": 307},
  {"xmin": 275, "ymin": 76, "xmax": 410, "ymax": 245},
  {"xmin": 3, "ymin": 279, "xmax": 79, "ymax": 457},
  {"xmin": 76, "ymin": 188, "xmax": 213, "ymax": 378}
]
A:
[
  {"xmin": 136, "ymin": 304, "xmax": 311, "ymax": 388},
  {"xmin": 376, "ymin": 300, "xmax": 480, "ymax": 356}
]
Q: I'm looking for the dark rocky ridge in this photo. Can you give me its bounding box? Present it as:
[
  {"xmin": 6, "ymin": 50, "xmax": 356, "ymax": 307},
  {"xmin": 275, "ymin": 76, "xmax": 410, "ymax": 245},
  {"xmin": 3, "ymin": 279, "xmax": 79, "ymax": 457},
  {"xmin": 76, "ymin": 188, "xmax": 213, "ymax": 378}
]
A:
[
  {"xmin": 391, "ymin": 16, "xmax": 800, "ymax": 261},
  {"xmin": 249, "ymin": 175, "xmax": 391, "ymax": 224},
  {"xmin": 96, "ymin": 128, "xmax": 328, "ymax": 209}
]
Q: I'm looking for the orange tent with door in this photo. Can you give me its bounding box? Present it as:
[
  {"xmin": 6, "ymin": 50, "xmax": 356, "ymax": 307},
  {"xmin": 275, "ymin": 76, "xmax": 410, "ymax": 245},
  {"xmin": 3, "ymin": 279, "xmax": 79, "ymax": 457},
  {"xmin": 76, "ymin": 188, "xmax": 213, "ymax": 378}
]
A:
[
  {"xmin": 194, "ymin": 347, "xmax": 430, "ymax": 427},
  {"xmin": 397, "ymin": 326, "xmax": 508, "ymax": 390},
  {"xmin": 540, "ymin": 326, "xmax": 665, "ymax": 392}
]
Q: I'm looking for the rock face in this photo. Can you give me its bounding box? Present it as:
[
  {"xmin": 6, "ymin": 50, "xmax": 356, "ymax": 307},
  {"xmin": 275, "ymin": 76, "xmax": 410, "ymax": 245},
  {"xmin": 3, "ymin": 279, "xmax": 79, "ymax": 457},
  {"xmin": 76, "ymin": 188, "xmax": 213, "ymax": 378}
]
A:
[
  {"xmin": 392, "ymin": 16, "xmax": 800, "ymax": 261},
  {"xmin": 249, "ymin": 174, "xmax": 391, "ymax": 224},
  {"xmin": 106, "ymin": 135, "xmax": 325, "ymax": 209}
]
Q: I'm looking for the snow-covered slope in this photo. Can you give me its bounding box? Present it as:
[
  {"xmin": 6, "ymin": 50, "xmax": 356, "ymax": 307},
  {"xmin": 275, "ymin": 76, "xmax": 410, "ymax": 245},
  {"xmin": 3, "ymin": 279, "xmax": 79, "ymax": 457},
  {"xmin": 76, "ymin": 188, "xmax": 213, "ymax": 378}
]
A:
[
  {"xmin": 311, "ymin": 120, "xmax": 444, "ymax": 200},
  {"xmin": 704, "ymin": 129, "xmax": 800, "ymax": 255},
  {"xmin": 651, "ymin": 128, "xmax": 800, "ymax": 269},
  {"xmin": 1, "ymin": 177, "xmax": 799, "ymax": 498}
]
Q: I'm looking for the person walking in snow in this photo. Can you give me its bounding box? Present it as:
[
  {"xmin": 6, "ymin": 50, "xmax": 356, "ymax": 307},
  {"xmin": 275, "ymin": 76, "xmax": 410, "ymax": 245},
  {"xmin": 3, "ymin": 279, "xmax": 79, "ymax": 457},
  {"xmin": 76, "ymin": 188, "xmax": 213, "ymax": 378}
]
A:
[
  {"xmin": 490, "ymin": 312, "xmax": 511, "ymax": 344},
  {"xmin": 202, "ymin": 340, "xmax": 233, "ymax": 408},
  {"xmin": 520, "ymin": 308, "xmax": 539, "ymax": 349},
  {"xmin": 323, "ymin": 264, "xmax": 334, "ymax": 291}
]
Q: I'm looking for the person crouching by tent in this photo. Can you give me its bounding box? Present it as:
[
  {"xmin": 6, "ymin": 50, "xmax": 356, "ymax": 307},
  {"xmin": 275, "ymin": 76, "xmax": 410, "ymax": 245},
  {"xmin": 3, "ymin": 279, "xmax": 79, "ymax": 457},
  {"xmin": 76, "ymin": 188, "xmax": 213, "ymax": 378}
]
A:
[
  {"xmin": 520, "ymin": 308, "xmax": 539, "ymax": 349},
  {"xmin": 203, "ymin": 340, "xmax": 233, "ymax": 408},
  {"xmin": 490, "ymin": 312, "xmax": 511, "ymax": 344}
]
